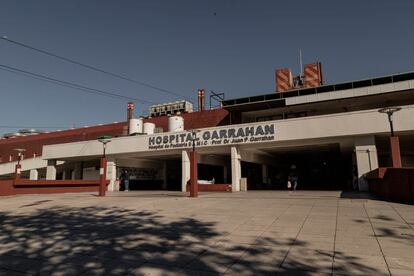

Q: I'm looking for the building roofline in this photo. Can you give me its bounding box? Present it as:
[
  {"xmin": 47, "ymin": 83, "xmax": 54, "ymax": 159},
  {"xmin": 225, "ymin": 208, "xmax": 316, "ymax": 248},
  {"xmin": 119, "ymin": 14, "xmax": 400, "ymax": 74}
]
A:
[{"xmin": 222, "ymin": 70, "xmax": 414, "ymax": 108}]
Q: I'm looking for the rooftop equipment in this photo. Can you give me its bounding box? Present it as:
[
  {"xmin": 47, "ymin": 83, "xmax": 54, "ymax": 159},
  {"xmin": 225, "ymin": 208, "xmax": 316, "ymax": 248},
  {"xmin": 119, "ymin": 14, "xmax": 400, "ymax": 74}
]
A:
[
  {"xmin": 276, "ymin": 62, "xmax": 323, "ymax": 92},
  {"xmin": 150, "ymin": 100, "xmax": 193, "ymax": 117},
  {"xmin": 168, "ymin": 115, "xmax": 184, "ymax": 132},
  {"xmin": 198, "ymin": 89, "xmax": 205, "ymax": 111},
  {"xmin": 2, "ymin": 132, "xmax": 23, "ymax": 139},
  {"xmin": 129, "ymin": 118, "xmax": 143, "ymax": 135},
  {"xmin": 143, "ymin": 122, "xmax": 155, "ymax": 135},
  {"xmin": 18, "ymin": 129, "xmax": 43, "ymax": 135}
]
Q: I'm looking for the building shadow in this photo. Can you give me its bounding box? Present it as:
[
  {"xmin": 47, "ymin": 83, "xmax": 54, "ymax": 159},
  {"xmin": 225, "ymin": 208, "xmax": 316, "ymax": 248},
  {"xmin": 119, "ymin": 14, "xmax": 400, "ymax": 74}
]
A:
[{"xmin": 340, "ymin": 191, "xmax": 377, "ymax": 200}]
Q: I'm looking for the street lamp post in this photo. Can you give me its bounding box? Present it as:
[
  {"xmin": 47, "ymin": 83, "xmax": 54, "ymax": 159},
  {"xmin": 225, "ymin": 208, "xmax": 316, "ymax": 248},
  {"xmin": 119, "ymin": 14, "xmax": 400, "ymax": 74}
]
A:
[
  {"xmin": 379, "ymin": 107, "xmax": 402, "ymax": 168},
  {"xmin": 189, "ymin": 130, "xmax": 199, "ymax": 198},
  {"xmin": 98, "ymin": 136, "xmax": 112, "ymax": 196},
  {"xmin": 14, "ymin": 148, "xmax": 26, "ymax": 165},
  {"xmin": 13, "ymin": 148, "xmax": 26, "ymax": 181}
]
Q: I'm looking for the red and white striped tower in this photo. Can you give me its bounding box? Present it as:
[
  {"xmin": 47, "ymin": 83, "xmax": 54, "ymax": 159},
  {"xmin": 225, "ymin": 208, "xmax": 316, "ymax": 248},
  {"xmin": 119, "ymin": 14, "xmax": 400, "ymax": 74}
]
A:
[
  {"xmin": 304, "ymin": 62, "xmax": 323, "ymax": 88},
  {"xmin": 275, "ymin": 68, "xmax": 293, "ymax": 92}
]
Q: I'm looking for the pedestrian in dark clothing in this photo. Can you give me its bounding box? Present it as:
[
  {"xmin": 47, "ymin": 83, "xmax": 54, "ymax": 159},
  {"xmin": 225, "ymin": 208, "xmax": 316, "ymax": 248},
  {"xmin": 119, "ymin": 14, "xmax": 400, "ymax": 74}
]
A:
[
  {"xmin": 288, "ymin": 165, "xmax": 299, "ymax": 191},
  {"xmin": 120, "ymin": 169, "xmax": 130, "ymax": 191}
]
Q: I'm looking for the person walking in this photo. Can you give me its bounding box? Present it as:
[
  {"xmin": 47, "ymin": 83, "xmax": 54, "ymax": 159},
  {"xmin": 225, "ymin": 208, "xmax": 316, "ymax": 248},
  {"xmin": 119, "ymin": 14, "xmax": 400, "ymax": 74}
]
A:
[
  {"xmin": 288, "ymin": 165, "xmax": 299, "ymax": 191},
  {"xmin": 120, "ymin": 169, "xmax": 130, "ymax": 192},
  {"xmin": 352, "ymin": 165, "xmax": 359, "ymax": 191}
]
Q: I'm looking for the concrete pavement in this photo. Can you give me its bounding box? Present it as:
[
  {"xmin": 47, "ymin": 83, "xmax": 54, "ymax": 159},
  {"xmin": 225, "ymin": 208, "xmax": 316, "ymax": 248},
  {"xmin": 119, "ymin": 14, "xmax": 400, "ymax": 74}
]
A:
[{"xmin": 0, "ymin": 191, "xmax": 413, "ymax": 275}]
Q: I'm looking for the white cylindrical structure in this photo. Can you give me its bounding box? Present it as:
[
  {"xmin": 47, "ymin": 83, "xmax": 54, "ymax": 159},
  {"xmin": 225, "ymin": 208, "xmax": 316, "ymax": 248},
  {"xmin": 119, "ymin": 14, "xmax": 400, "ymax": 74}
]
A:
[
  {"xmin": 143, "ymin": 122, "xmax": 155, "ymax": 134},
  {"xmin": 129, "ymin": 118, "xmax": 143, "ymax": 135},
  {"xmin": 168, "ymin": 115, "xmax": 184, "ymax": 132}
]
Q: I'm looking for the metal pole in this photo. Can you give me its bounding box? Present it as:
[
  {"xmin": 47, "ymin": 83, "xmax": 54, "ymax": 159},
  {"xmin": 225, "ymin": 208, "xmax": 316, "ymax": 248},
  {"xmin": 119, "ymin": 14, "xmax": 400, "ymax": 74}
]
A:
[
  {"xmin": 192, "ymin": 131, "xmax": 196, "ymax": 152},
  {"xmin": 99, "ymin": 157, "xmax": 107, "ymax": 196},
  {"xmin": 388, "ymin": 113, "xmax": 394, "ymax": 137},
  {"xmin": 103, "ymin": 143, "xmax": 106, "ymax": 158},
  {"xmin": 189, "ymin": 130, "xmax": 198, "ymax": 197}
]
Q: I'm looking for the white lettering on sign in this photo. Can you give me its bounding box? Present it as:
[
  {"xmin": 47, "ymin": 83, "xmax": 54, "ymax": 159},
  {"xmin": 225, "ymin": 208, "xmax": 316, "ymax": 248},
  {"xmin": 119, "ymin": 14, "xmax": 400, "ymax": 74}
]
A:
[{"xmin": 148, "ymin": 123, "xmax": 275, "ymax": 150}]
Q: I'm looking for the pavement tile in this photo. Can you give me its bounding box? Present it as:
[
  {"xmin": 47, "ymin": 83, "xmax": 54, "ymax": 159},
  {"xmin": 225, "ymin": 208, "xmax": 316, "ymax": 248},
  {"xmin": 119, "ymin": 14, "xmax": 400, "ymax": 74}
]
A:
[
  {"xmin": 179, "ymin": 268, "xmax": 221, "ymax": 276},
  {"xmin": 214, "ymin": 234, "xmax": 258, "ymax": 245},
  {"xmin": 385, "ymin": 256, "xmax": 414, "ymax": 271},
  {"xmin": 183, "ymin": 244, "xmax": 248, "ymax": 273},
  {"xmin": 389, "ymin": 268, "xmax": 414, "ymax": 276},
  {"xmin": 126, "ymin": 263, "xmax": 183, "ymax": 276},
  {"xmin": 282, "ymin": 248, "xmax": 333, "ymax": 274},
  {"xmin": 332, "ymin": 253, "xmax": 389, "ymax": 276},
  {"xmin": 277, "ymin": 268, "xmax": 331, "ymax": 275},
  {"xmin": 230, "ymin": 229, "xmax": 264, "ymax": 237},
  {"xmin": 257, "ymin": 233, "xmax": 297, "ymax": 246},
  {"xmin": 296, "ymin": 234, "xmax": 335, "ymax": 243},
  {"xmin": 335, "ymin": 239, "xmax": 382, "ymax": 256},
  {"xmin": 381, "ymin": 245, "xmax": 414, "ymax": 257},
  {"xmin": 294, "ymin": 240, "xmax": 334, "ymax": 251},
  {"xmin": 1, "ymin": 191, "xmax": 414, "ymax": 276},
  {"xmin": 243, "ymin": 219, "xmax": 275, "ymax": 226},
  {"xmin": 0, "ymin": 254, "xmax": 45, "ymax": 274},
  {"xmin": 226, "ymin": 261, "xmax": 279, "ymax": 275}
]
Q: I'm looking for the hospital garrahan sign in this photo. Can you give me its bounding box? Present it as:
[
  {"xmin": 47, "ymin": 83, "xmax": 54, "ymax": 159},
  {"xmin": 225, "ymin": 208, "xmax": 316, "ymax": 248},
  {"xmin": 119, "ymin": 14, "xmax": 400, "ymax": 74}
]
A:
[{"xmin": 148, "ymin": 123, "xmax": 275, "ymax": 150}]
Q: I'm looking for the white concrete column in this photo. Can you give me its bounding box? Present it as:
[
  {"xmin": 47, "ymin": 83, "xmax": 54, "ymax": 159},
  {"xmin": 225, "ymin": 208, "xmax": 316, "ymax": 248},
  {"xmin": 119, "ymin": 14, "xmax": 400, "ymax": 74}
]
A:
[
  {"xmin": 162, "ymin": 161, "xmax": 168, "ymax": 190},
  {"xmin": 106, "ymin": 159, "xmax": 118, "ymax": 192},
  {"xmin": 231, "ymin": 146, "xmax": 241, "ymax": 192},
  {"xmin": 46, "ymin": 160, "xmax": 57, "ymax": 180},
  {"xmin": 354, "ymin": 136, "xmax": 379, "ymax": 191},
  {"xmin": 182, "ymin": 150, "xmax": 190, "ymax": 192},
  {"xmin": 29, "ymin": 169, "xmax": 39, "ymax": 180}
]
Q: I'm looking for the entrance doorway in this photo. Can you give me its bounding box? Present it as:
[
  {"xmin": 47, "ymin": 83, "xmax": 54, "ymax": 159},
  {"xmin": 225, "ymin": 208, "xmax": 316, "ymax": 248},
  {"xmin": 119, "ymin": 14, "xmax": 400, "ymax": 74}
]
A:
[{"xmin": 246, "ymin": 144, "xmax": 350, "ymax": 190}]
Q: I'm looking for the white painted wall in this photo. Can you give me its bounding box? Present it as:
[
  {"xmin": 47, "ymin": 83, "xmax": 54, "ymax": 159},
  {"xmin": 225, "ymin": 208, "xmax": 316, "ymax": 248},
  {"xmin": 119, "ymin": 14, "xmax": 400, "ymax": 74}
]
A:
[
  {"xmin": 285, "ymin": 80, "xmax": 414, "ymax": 106},
  {"xmin": 0, "ymin": 157, "xmax": 47, "ymax": 175},
  {"xmin": 354, "ymin": 136, "xmax": 379, "ymax": 191},
  {"xmin": 181, "ymin": 150, "xmax": 190, "ymax": 192},
  {"xmin": 231, "ymin": 146, "xmax": 241, "ymax": 192},
  {"xmin": 42, "ymin": 105, "xmax": 414, "ymax": 161}
]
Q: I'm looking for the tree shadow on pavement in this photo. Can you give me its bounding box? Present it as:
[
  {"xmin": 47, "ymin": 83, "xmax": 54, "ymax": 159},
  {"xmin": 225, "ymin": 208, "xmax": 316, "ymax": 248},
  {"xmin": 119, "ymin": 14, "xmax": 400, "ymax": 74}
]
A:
[
  {"xmin": 0, "ymin": 206, "xmax": 221, "ymax": 275},
  {"xmin": 0, "ymin": 205, "xmax": 392, "ymax": 275}
]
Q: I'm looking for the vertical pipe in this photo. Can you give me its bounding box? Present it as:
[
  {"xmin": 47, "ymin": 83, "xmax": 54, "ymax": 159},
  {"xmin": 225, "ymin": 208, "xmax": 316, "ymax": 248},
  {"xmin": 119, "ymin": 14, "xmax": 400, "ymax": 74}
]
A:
[
  {"xmin": 190, "ymin": 151, "xmax": 198, "ymax": 197},
  {"xmin": 201, "ymin": 90, "xmax": 205, "ymax": 111},
  {"xmin": 127, "ymin": 102, "xmax": 134, "ymax": 134},
  {"xmin": 390, "ymin": 136, "xmax": 402, "ymax": 168},
  {"xmin": 197, "ymin": 90, "xmax": 201, "ymax": 111},
  {"xmin": 14, "ymin": 164, "xmax": 21, "ymax": 182},
  {"xmin": 197, "ymin": 89, "xmax": 205, "ymax": 111}
]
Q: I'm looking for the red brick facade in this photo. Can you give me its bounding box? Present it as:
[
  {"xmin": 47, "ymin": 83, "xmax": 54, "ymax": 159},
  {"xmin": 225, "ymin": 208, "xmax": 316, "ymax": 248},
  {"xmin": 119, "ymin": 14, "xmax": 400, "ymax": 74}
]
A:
[{"xmin": 0, "ymin": 109, "xmax": 229, "ymax": 164}]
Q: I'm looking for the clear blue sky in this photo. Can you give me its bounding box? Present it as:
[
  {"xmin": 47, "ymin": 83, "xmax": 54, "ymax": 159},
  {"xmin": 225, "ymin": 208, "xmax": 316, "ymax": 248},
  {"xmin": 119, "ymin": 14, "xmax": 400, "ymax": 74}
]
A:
[{"xmin": 0, "ymin": 0, "xmax": 413, "ymax": 134}]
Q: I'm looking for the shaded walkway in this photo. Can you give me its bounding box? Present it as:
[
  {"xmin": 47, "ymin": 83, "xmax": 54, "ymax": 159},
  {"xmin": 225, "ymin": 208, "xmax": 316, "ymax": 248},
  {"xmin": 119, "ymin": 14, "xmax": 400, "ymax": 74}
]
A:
[{"xmin": 0, "ymin": 191, "xmax": 413, "ymax": 275}]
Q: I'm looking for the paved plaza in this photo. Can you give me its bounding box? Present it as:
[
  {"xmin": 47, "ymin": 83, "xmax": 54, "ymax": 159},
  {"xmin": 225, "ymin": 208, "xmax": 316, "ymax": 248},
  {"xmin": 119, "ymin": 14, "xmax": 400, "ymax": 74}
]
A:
[{"xmin": 0, "ymin": 191, "xmax": 413, "ymax": 275}]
